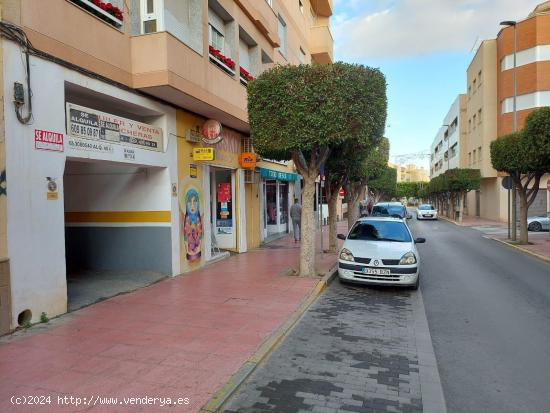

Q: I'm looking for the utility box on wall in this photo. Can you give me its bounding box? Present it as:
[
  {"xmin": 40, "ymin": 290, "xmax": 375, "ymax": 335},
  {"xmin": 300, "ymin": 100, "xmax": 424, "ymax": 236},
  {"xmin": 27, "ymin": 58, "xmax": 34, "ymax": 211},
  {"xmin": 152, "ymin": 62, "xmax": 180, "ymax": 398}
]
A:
[{"xmin": 0, "ymin": 258, "xmax": 11, "ymax": 335}]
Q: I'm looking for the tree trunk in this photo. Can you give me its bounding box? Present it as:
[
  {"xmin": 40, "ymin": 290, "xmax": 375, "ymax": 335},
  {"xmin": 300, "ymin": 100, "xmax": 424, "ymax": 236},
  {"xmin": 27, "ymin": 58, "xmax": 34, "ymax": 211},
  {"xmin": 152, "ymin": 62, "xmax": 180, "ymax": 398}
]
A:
[
  {"xmin": 458, "ymin": 192, "xmax": 464, "ymax": 224},
  {"xmin": 347, "ymin": 184, "xmax": 361, "ymax": 229},
  {"xmin": 327, "ymin": 191, "xmax": 339, "ymax": 253},
  {"xmin": 518, "ymin": 188, "xmax": 529, "ymax": 245},
  {"xmin": 300, "ymin": 174, "xmax": 317, "ymax": 276}
]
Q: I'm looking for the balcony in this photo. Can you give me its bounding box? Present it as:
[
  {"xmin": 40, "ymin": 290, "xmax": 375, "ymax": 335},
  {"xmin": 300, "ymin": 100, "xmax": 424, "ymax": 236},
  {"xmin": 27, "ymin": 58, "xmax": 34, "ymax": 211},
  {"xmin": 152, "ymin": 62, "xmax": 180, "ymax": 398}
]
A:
[
  {"xmin": 311, "ymin": 0, "xmax": 333, "ymax": 17},
  {"xmin": 131, "ymin": 32, "xmax": 248, "ymax": 132},
  {"xmin": 309, "ymin": 25, "xmax": 333, "ymax": 64},
  {"xmin": 234, "ymin": 0, "xmax": 280, "ymax": 47}
]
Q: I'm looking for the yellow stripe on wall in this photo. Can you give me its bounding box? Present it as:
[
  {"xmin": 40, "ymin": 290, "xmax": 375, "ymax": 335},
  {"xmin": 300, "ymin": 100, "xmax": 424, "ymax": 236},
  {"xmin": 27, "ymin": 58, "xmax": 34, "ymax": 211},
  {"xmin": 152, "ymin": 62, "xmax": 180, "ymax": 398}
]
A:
[{"xmin": 65, "ymin": 211, "xmax": 172, "ymax": 223}]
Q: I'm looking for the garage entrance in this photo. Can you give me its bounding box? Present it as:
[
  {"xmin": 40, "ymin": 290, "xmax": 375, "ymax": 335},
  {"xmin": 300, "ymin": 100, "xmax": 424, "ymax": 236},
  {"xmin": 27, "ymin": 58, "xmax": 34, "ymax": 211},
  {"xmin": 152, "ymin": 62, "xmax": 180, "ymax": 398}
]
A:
[{"xmin": 63, "ymin": 160, "xmax": 172, "ymax": 311}]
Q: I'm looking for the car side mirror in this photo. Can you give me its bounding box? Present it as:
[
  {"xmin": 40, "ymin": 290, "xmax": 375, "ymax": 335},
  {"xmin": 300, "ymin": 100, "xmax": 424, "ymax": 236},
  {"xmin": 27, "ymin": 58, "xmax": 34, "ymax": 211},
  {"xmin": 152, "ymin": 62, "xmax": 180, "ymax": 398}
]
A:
[
  {"xmin": 407, "ymin": 214, "xmax": 412, "ymax": 219},
  {"xmin": 337, "ymin": 234, "xmax": 346, "ymax": 240},
  {"xmin": 414, "ymin": 237, "xmax": 426, "ymax": 244}
]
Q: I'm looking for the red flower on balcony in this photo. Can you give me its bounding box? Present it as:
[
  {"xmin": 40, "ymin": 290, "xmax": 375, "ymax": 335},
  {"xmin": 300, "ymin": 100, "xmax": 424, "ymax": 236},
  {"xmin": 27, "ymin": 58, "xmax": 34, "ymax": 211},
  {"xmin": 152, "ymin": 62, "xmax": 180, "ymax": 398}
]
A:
[
  {"xmin": 209, "ymin": 45, "xmax": 236, "ymax": 70},
  {"xmin": 79, "ymin": 0, "xmax": 124, "ymax": 22},
  {"xmin": 239, "ymin": 67, "xmax": 254, "ymax": 82}
]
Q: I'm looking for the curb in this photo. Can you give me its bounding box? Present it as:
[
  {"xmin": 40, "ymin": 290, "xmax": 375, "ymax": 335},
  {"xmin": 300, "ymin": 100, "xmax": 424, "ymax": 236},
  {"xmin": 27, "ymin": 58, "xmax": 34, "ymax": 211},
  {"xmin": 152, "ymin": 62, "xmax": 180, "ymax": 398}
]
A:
[
  {"xmin": 199, "ymin": 265, "xmax": 338, "ymax": 413},
  {"xmin": 483, "ymin": 235, "xmax": 550, "ymax": 264},
  {"xmin": 438, "ymin": 216, "xmax": 460, "ymax": 226}
]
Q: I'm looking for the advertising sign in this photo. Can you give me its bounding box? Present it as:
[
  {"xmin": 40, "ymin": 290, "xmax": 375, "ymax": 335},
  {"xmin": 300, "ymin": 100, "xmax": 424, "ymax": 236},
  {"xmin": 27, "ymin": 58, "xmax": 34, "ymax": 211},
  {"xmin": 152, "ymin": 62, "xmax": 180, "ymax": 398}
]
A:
[
  {"xmin": 66, "ymin": 103, "xmax": 163, "ymax": 152},
  {"xmin": 201, "ymin": 119, "xmax": 223, "ymax": 144},
  {"xmin": 192, "ymin": 147, "xmax": 215, "ymax": 161},
  {"xmin": 239, "ymin": 152, "xmax": 257, "ymax": 168},
  {"xmin": 35, "ymin": 129, "xmax": 64, "ymax": 152},
  {"xmin": 217, "ymin": 182, "xmax": 231, "ymax": 203}
]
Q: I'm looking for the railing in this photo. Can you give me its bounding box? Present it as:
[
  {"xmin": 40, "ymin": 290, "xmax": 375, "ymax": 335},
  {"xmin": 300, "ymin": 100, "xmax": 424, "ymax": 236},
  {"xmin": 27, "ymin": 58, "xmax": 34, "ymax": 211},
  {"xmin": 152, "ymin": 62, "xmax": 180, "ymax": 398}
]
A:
[
  {"xmin": 209, "ymin": 46, "xmax": 236, "ymax": 77},
  {"xmin": 68, "ymin": 0, "xmax": 123, "ymax": 28}
]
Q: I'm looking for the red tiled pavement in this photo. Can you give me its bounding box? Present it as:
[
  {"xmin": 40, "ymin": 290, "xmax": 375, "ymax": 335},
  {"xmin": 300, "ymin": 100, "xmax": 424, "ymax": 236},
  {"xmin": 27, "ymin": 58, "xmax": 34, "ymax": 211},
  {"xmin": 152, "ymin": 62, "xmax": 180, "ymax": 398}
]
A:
[
  {"xmin": 490, "ymin": 232, "xmax": 550, "ymax": 261},
  {"xmin": 0, "ymin": 223, "xmax": 347, "ymax": 413}
]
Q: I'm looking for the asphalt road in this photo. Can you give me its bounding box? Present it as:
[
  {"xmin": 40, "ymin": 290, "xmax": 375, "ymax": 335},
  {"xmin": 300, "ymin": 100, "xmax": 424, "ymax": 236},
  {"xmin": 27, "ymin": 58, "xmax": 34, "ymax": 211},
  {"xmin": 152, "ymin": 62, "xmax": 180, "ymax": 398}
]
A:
[{"xmin": 409, "ymin": 214, "xmax": 550, "ymax": 413}]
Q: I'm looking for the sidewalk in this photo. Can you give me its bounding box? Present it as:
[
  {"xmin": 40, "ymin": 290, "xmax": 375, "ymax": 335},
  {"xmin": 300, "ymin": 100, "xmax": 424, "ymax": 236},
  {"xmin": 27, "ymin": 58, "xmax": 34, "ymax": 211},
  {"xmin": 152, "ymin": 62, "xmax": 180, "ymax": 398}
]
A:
[
  {"xmin": 440, "ymin": 215, "xmax": 550, "ymax": 262},
  {"xmin": 0, "ymin": 224, "xmax": 346, "ymax": 413}
]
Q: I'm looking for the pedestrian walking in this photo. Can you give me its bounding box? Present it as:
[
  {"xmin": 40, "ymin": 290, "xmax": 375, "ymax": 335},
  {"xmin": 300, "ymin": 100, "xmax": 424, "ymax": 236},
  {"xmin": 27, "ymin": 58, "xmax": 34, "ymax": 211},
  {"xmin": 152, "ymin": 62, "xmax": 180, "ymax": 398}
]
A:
[{"xmin": 290, "ymin": 198, "xmax": 302, "ymax": 242}]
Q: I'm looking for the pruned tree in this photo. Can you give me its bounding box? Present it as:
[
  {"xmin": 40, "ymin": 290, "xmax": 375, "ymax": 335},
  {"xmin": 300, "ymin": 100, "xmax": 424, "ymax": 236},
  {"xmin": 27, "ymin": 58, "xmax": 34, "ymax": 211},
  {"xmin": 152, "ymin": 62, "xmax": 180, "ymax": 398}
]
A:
[
  {"xmin": 369, "ymin": 166, "xmax": 397, "ymax": 203},
  {"xmin": 248, "ymin": 63, "xmax": 387, "ymax": 276},
  {"xmin": 490, "ymin": 107, "xmax": 550, "ymax": 243}
]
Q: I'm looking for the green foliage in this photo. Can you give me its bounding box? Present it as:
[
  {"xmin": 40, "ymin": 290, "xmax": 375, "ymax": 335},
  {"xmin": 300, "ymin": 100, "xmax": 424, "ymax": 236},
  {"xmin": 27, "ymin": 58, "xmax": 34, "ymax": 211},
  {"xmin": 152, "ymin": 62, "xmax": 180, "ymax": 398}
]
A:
[
  {"xmin": 395, "ymin": 182, "xmax": 423, "ymax": 199},
  {"xmin": 248, "ymin": 63, "xmax": 387, "ymax": 162},
  {"xmin": 40, "ymin": 312, "xmax": 49, "ymax": 323},
  {"xmin": 423, "ymin": 168, "xmax": 480, "ymax": 196},
  {"xmin": 369, "ymin": 166, "xmax": 397, "ymax": 199}
]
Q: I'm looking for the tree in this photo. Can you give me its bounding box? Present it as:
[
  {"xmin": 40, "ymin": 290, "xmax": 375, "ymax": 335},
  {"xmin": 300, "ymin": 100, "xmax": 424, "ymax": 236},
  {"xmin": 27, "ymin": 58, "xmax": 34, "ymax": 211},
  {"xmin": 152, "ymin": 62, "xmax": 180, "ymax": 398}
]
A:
[
  {"xmin": 445, "ymin": 169, "xmax": 481, "ymax": 224},
  {"xmin": 248, "ymin": 63, "xmax": 387, "ymax": 276},
  {"xmin": 490, "ymin": 108, "xmax": 550, "ymax": 244},
  {"xmin": 369, "ymin": 166, "xmax": 397, "ymax": 203},
  {"xmin": 395, "ymin": 182, "xmax": 422, "ymax": 201}
]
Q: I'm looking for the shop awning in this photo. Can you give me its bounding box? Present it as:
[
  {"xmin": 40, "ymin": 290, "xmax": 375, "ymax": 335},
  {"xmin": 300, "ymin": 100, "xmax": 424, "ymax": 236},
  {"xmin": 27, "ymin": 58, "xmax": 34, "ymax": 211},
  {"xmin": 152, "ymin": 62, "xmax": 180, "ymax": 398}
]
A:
[{"xmin": 259, "ymin": 167, "xmax": 298, "ymax": 181}]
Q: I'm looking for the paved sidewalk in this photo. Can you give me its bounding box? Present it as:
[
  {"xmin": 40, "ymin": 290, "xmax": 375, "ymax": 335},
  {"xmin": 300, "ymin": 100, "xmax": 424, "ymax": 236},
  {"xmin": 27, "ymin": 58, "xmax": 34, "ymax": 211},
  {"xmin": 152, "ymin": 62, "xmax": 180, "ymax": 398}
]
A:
[
  {"xmin": 0, "ymin": 226, "xmax": 344, "ymax": 413},
  {"xmin": 223, "ymin": 282, "xmax": 445, "ymax": 413}
]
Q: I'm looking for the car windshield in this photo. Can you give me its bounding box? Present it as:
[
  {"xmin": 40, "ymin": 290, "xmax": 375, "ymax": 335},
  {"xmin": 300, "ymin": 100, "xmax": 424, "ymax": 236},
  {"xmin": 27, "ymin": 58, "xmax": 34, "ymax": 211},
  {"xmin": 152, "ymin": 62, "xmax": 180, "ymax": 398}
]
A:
[
  {"xmin": 372, "ymin": 205, "xmax": 405, "ymax": 217},
  {"xmin": 347, "ymin": 221, "xmax": 412, "ymax": 242},
  {"xmin": 419, "ymin": 205, "xmax": 434, "ymax": 210}
]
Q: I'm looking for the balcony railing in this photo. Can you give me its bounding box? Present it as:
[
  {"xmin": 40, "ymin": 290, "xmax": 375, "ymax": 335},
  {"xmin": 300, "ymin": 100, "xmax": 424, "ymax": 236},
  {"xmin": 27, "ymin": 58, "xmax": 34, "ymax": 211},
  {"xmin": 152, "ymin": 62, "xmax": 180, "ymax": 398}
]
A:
[
  {"xmin": 209, "ymin": 46, "xmax": 236, "ymax": 77},
  {"xmin": 68, "ymin": 0, "xmax": 123, "ymax": 28},
  {"xmin": 239, "ymin": 67, "xmax": 254, "ymax": 86}
]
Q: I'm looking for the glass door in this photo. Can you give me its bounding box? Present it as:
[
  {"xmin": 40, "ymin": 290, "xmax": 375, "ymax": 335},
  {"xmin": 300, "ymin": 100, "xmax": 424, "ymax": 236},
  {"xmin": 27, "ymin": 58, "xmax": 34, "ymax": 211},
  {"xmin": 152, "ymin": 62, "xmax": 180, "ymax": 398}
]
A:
[
  {"xmin": 211, "ymin": 168, "xmax": 236, "ymax": 250},
  {"xmin": 279, "ymin": 181, "xmax": 289, "ymax": 233},
  {"xmin": 266, "ymin": 180, "xmax": 278, "ymax": 236}
]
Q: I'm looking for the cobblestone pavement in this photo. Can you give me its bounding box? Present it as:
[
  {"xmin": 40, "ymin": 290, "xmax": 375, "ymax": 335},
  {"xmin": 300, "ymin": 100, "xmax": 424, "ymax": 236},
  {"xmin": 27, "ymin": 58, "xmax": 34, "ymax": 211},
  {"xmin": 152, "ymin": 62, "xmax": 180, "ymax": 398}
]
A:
[{"xmin": 222, "ymin": 280, "xmax": 444, "ymax": 413}]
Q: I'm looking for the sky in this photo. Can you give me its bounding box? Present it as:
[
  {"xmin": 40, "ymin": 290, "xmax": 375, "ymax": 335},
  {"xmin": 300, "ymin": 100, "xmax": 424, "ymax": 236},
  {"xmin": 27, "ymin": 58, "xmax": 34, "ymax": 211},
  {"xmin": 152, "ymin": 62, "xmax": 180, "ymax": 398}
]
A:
[{"xmin": 332, "ymin": 0, "xmax": 543, "ymax": 169}]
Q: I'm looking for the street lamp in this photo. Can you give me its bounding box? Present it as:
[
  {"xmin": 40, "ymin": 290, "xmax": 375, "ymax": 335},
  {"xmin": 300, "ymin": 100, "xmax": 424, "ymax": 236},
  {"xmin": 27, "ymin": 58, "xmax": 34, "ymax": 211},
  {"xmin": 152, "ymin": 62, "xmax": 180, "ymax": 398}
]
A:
[{"xmin": 500, "ymin": 20, "xmax": 517, "ymax": 240}]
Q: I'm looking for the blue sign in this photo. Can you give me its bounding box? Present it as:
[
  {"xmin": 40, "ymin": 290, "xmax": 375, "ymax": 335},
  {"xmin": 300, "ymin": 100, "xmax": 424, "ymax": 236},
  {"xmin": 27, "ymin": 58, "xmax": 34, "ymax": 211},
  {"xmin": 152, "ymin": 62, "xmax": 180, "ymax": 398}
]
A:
[{"xmin": 259, "ymin": 168, "xmax": 298, "ymax": 182}]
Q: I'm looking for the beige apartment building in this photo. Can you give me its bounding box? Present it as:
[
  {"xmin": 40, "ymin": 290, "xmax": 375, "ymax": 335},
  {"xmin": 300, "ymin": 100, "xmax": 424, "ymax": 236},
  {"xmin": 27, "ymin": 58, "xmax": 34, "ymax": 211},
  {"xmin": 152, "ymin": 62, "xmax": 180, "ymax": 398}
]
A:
[
  {"xmin": 0, "ymin": 0, "xmax": 333, "ymax": 333},
  {"xmin": 388, "ymin": 162, "xmax": 429, "ymax": 183}
]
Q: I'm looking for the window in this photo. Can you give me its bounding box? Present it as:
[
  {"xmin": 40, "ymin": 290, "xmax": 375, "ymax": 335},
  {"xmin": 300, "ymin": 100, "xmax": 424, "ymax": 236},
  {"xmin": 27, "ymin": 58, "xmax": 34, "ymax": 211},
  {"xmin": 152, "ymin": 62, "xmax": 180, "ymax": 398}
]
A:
[
  {"xmin": 278, "ymin": 15, "xmax": 288, "ymax": 58},
  {"xmin": 468, "ymin": 119, "xmax": 472, "ymax": 132},
  {"xmin": 473, "ymin": 149, "xmax": 477, "ymax": 162},
  {"xmin": 478, "ymin": 146, "xmax": 482, "ymax": 160},
  {"xmin": 473, "ymin": 114, "xmax": 476, "ymax": 129},
  {"xmin": 209, "ymin": 24, "xmax": 225, "ymax": 52},
  {"xmin": 299, "ymin": 47, "xmax": 306, "ymax": 64},
  {"xmin": 473, "ymin": 78, "xmax": 477, "ymax": 93},
  {"xmin": 265, "ymin": 0, "xmax": 272, "ymax": 6},
  {"xmin": 478, "ymin": 70, "xmax": 482, "ymax": 86},
  {"xmin": 469, "ymin": 152, "xmax": 472, "ymax": 165},
  {"xmin": 468, "ymin": 85, "xmax": 471, "ymax": 99},
  {"xmin": 141, "ymin": 0, "xmax": 163, "ymax": 34},
  {"xmin": 299, "ymin": 0, "xmax": 304, "ymax": 14},
  {"xmin": 478, "ymin": 109, "xmax": 482, "ymax": 124}
]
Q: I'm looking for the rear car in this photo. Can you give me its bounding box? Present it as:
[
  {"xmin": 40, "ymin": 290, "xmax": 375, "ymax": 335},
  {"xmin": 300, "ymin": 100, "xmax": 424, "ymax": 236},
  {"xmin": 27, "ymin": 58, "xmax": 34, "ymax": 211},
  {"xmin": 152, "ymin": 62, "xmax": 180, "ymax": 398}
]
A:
[
  {"xmin": 337, "ymin": 217, "xmax": 425, "ymax": 289},
  {"xmin": 416, "ymin": 204, "xmax": 438, "ymax": 220},
  {"xmin": 372, "ymin": 203, "xmax": 411, "ymax": 220},
  {"xmin": 527, "ymin": 214, "xmax": 550, "ymax": 232}
]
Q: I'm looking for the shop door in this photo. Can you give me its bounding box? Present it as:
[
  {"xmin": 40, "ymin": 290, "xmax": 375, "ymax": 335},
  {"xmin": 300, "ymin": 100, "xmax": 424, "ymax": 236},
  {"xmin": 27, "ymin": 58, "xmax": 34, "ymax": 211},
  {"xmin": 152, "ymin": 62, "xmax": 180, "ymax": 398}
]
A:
[
  {"xmin": 265, "ymin": 180, "xmax": 279, "ymax": 235},
  {"xmin": 211, "ymin": 169, "xmax": 236, "ymax": 250},
  {"xmin": 279, "ymin": 181, "xmax": 289, "ymax": 233}
]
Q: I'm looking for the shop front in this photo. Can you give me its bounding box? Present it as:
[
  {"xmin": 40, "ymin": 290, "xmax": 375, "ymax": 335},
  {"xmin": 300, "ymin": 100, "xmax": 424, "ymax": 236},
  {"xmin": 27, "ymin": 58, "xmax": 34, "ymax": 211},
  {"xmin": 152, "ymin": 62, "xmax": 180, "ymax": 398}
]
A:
[{"xmin": 259, "ymin": 167, "xmax": 299, "ymax": 241}]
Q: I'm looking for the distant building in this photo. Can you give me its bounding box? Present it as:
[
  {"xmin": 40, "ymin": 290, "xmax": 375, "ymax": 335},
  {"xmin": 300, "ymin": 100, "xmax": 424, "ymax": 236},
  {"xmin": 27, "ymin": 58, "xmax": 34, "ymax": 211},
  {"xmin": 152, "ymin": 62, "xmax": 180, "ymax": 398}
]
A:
[{"xmin": 388, "ymin": 162, "xmax": 429, "ymax": 183}]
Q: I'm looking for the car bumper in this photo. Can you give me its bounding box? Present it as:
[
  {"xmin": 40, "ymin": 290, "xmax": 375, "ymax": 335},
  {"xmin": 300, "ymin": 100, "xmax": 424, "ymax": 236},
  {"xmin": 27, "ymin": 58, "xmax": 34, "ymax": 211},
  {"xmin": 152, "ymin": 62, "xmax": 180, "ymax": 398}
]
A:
[
  {"xmin": 337, "ymin": 261, "xmax": 419, "ymax": 286},
  {"xmin": 417, "ymin": 214, "xmax": 437, "ymax": 220}
]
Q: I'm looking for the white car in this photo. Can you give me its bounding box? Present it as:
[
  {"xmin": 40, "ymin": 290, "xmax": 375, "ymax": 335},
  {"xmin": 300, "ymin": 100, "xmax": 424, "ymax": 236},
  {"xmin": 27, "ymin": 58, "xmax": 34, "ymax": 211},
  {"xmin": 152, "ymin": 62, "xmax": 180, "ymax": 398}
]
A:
[
  {"xmin": 337, "ymin": 217, "xmax": 425, "ymax": 290},
  {"xmin": 416, "ymin": 204, "xmax": 438, "ymax": 220}
]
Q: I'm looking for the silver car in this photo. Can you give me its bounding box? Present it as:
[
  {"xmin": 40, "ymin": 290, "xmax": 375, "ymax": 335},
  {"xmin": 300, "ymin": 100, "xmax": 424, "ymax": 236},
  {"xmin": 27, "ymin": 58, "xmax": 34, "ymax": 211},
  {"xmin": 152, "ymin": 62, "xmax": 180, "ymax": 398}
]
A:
[{"xmin": 527, "ymin": 214, "xmax": 550, "ymax": 232}]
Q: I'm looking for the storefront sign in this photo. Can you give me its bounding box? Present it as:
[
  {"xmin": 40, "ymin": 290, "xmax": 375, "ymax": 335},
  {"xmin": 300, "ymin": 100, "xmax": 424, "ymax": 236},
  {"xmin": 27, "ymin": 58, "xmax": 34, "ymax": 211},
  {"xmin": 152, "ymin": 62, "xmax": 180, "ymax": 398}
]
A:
[
  {"xmin": 123, "ymin": 148, "xmax": 135, "ymax": 160},
  {"xmin": 35, "ymin": 129, "xmax": 64, "ymax": 152},
  {"xmin": 201, "ymin": 119, "xmax": 223, "ymax": 144},
  {"xmin": 46, "ymin": 177, "xmax": 58, "ymax": 200},
  {"xmin": 172, "ymin": 183, "xmax": 178, "ymax": 197},
  {"xmin": 259, "ymin": 167, "xmax": 298, "ymax": 182},
  {"xmin": 217, "ymin": 182, "xmax": 231, "ymax": 203},
  {"xmin": 190, "ymin": 164, "xmax": 198, "ymax": 178},
  {"xmin": 239, "ymin": 152, "xmax": 257, "ymax": 168},
  {"xmin": 66, "ymin": 103, "xmax": 163, "ymax": 152},
  {"xmin": 193, "ymin": 147, "xmax": 215, "ymax": 161},
  {"xmin": 67, "ymin": 137, "xmax": 114, "ymax": 154}
]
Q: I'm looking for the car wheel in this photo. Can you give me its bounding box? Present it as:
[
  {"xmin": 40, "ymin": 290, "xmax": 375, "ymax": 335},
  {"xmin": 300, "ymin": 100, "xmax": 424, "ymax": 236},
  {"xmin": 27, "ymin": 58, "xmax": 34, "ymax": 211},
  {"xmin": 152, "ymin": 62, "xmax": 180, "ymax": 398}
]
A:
[
  {"xmin": 529, "ymin": 221, "xmax": 543, "ymax": 232},
  {"xmin": 411, "ymin": 276, "xmax": 419, "ymax": 291}
]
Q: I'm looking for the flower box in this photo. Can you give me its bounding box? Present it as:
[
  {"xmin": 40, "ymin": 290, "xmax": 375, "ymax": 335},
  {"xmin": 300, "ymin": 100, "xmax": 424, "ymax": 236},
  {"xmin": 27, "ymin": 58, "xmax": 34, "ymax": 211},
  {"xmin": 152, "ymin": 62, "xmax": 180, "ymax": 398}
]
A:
[
  {"xmin": 209, "ymin": 45, "xmax": 236, "ymax": 76},
  {"xmin": 239, "ymin": 67, "xmax": 254, "ymax": 86},
  {"xmin": 69, "ymin": 0, "xmax": 124, "ymax": 28}
]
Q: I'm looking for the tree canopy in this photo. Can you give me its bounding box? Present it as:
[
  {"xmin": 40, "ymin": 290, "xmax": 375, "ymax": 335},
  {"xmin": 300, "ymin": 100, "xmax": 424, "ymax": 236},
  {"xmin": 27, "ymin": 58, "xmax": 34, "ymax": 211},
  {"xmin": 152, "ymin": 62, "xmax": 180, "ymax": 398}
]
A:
[{"xmin": 369, "ymin": 166, "xmax": 397, "ymax": 202}]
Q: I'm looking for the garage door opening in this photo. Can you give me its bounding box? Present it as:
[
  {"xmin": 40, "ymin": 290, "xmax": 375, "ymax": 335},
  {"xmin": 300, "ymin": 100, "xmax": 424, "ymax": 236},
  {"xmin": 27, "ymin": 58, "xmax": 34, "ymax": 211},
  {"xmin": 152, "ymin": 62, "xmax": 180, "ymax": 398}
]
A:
[{"xmin": 64, "ymin": 160, "xmax": 172, "ymax": 311}]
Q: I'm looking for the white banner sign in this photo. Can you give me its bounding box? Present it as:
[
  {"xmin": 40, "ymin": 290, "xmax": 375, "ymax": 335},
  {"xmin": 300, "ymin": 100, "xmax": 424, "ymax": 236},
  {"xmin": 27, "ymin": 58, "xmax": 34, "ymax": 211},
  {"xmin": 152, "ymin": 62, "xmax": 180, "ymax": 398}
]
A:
[{"xmin": 66, "ymin": 103, "xmax": 163, "ymax": 152}]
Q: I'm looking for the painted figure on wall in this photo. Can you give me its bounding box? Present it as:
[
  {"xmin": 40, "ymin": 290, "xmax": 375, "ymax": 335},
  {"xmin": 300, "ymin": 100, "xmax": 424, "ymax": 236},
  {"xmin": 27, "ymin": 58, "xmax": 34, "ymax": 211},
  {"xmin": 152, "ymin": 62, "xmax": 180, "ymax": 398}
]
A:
[{"xmin": 182, "ymin": 188, "xmax": 203, "ymax": 262}]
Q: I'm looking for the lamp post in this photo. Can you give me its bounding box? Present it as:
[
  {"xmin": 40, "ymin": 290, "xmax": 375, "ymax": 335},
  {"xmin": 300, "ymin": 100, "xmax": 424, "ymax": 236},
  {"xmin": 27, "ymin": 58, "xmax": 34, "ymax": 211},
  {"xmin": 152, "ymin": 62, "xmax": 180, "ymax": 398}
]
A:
[{"xmin": 500, "ymin": 20, "xmax": 517, "ymax": 240}]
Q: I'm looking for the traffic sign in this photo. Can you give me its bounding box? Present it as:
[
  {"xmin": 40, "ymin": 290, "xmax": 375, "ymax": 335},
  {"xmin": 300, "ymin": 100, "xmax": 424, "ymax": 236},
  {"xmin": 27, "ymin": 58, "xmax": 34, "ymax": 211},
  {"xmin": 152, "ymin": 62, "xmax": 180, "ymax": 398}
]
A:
[{"xmin": 502, "ymin": 176, "xmax": 513, "ymax": 190}]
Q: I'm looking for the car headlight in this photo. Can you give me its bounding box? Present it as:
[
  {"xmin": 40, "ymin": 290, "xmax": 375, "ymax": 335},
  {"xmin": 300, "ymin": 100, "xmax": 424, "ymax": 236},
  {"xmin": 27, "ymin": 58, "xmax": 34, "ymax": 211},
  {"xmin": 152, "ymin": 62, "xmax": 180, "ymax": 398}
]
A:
[
  {"xmin": 339, "ymin": 248, "xmax": 355, "ymax": 262},
  {"xmin": 399, "ymin": 252, "xmax": 417, "ymax": 265}
]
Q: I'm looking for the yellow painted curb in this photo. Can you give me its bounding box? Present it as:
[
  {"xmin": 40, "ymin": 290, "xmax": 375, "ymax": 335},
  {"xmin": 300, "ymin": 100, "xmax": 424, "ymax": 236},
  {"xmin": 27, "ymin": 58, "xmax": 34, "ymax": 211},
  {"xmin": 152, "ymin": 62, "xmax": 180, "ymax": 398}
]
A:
[
  {"xmin": 199, "ymin": 266, "xmax": 338, "ymax": 413},
  {"xmin": 484, "ymin": 236, "xmax": 550, "ymax": 265}
]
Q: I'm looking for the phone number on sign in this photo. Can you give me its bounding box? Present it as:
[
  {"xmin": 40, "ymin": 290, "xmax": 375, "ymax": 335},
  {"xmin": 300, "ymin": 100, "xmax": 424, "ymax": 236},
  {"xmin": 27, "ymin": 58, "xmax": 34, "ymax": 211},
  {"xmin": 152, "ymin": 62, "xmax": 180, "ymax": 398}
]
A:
[{"xmin": 11, "ymin": 395, "xmax": 191, "ymax": 407}]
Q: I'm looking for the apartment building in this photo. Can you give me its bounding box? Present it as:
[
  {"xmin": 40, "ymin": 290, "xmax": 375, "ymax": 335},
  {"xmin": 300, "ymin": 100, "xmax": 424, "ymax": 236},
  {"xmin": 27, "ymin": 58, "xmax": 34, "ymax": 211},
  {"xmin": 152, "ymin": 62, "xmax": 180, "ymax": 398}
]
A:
[
  {"xmin": 388, "ymin": 162, "xmax": 429, "ymax": 183},
  {"xmin": 430, "ymin": 94, "xmax": 467, "ymax": 179},
  {"xmin": 0, "ymin": 0, "xmax": 333, "ymax": 332},
  {"xmin": 496, "ymin": 1, "xmax": 550, "ymax": 218},
  {"xmin": 463, "ymin": 39, "xmax": 508, "ymax": 221}
]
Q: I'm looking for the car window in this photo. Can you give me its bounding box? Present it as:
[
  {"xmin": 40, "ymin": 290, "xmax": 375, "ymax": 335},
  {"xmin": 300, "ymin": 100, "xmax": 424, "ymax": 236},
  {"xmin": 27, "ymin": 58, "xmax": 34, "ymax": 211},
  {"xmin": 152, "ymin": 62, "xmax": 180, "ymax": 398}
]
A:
[
  {"xmin": 348, "ymin": 221, "xmax": 412, "ymax": 242},
  {"xmin": 372, "ymin": 205, "xmax": 405, "ymax": 217},
  {"xmin": 419, "ymin": 205, "xmax": 434, "ymax": 210}
]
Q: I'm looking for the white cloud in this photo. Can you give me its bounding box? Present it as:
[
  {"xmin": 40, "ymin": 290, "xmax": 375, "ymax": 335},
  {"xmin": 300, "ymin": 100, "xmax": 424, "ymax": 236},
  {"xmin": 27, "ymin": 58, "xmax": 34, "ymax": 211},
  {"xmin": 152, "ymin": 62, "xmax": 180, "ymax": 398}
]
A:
[{"xmin": 333, "ymin": 0, "xmax": 543, "ymax": 59}]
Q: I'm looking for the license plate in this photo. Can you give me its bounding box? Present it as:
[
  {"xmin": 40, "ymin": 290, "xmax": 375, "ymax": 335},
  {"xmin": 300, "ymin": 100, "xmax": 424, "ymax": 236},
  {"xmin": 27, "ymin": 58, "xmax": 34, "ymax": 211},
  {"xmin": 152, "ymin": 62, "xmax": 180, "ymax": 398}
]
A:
[
  {"xmin": 424, "ymin": 214, "xmax": 432, "ymax": 217},
  {"xmin": 362, "ymin": 268, "xmax": 391, "ymax": 275}
]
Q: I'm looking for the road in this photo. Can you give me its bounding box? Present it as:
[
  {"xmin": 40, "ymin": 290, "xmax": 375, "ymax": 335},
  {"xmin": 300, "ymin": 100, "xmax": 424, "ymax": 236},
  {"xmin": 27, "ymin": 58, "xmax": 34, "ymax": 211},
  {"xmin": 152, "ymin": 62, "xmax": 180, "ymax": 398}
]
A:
[{"xmin": 410, "ymin": 214, "xmax": 550, "ymax": 413}]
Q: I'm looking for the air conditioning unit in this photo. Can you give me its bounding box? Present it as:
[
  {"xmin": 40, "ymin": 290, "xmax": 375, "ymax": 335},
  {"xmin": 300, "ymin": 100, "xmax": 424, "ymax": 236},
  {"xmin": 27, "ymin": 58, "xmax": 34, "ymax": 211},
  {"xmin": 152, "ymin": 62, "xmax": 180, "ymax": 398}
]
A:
[{"xmin": 186, "ymin": 129, "xmax": 202, "ymax": 143}]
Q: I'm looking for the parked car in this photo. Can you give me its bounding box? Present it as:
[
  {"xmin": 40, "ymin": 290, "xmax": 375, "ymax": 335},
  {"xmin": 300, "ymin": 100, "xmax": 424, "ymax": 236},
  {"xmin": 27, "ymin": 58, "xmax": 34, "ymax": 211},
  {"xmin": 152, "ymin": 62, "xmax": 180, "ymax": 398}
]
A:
[
  {"xmin": 527, "ymin": 214, "xmax": 550, "ymax": 232},
  {"xmin": 416, "ymin": 204, "xmax": 438, "ymax": 220},
  {"xmin": 371, "ymin": 202, "xmax": 411, "ymax": 220},
  {"xmin": 337, "ymin": 217, "xmax": 425, "ymax": 289}
]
